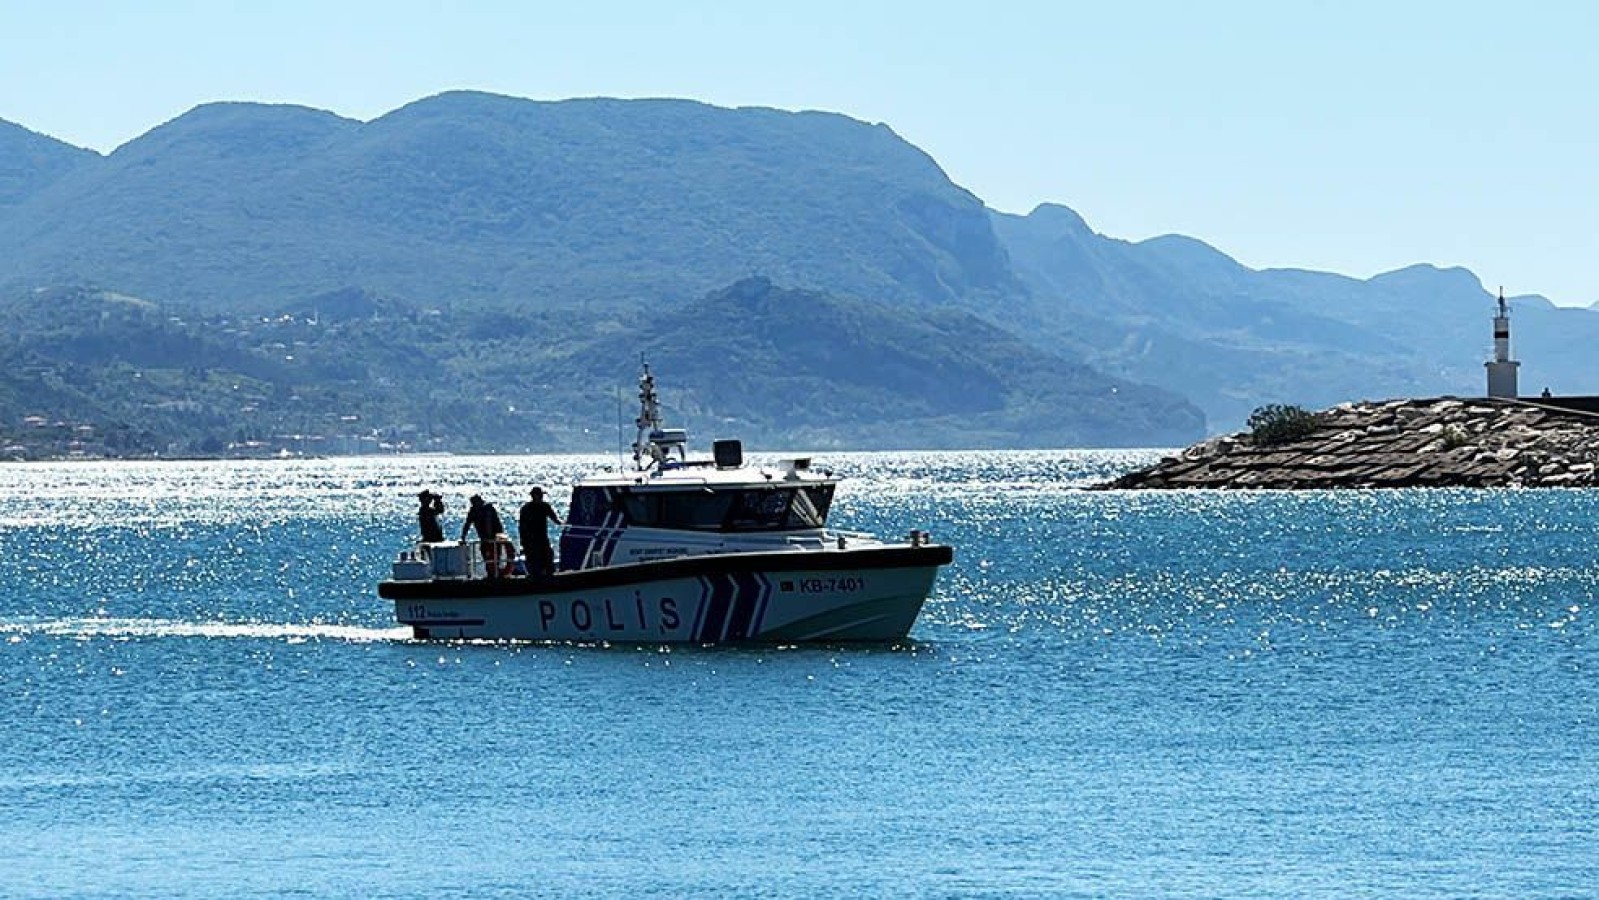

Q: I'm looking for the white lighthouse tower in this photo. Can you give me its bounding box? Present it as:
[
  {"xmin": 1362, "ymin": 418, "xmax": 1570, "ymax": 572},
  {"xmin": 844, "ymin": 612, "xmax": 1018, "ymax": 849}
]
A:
[{"xmin": 1485, "ymin": 287, "xmax": 1519, "ymax": 399}]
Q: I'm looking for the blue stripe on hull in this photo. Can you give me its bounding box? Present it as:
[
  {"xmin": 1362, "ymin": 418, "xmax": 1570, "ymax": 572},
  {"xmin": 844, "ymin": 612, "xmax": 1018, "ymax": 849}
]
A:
[
  {"xmin": 697, "ymin": 574, "xmax": 734, "ymax": 642},
  {"xmin": 750, "ymin": 573, "xmax": 772, "ymax": 635},
  {"xmin": 689, "ymin": 576, "xmax": 711, "ymax": 639},
  {"xmin": 724, "ymin": 571, "xmax": 761, "ymax": 640}
]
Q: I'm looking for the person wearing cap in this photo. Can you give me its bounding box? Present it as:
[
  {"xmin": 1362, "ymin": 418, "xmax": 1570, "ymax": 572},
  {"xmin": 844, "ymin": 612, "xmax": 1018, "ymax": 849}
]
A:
[
  {"xmin": 417, "ymin": 490, "xmax": 445, "ymax": 543},
  {"xmin": 519, "ymin": 487, "xmax": 562, "ymax": 577}
]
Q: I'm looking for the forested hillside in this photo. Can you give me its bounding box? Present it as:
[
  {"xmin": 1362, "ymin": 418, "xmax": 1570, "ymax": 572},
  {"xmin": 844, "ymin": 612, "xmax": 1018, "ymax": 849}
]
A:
[
  {"xmin": 5, "ymin": 92, "xmax": 1598, "ymax": 456},
  {"xmin": 0, "ymin": 281, "xmax": 1202, "ymax": 457},
  {"xmin": 0, "ymin": 93, "xmax": 1016, "ymax": 310}
]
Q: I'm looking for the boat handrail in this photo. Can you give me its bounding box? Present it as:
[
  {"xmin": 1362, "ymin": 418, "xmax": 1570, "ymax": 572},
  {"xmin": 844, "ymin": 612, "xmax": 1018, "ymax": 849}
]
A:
[
  {"xmin": 784, "ymin": 534, "xmax": 829, "ymax": 550},
  {"xmin": 618, "ymin": 475, "xmax": 790, "ymax": 490},
  {"xmin": 594, "ymin": 471, "xmax": 838, "ymax": 490},
  {"xmin": 562, "ymin": 523, "xmax": 835, "ymax": 541}
]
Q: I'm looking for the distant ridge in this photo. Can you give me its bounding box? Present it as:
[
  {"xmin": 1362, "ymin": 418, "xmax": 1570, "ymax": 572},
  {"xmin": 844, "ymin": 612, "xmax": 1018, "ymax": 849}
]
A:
[
  {"xmin": 0, "ymin": 279, "xmax": 1204, "ymax": 456},
  {"xmin": 573, "ymin": 277, "xmax": 1205, "ymax": 448},
  {"xmin": 0, "ymin": 119, "xmax": 100, "ymax": 211},
  {"xmin": 3, "ymin": 92, "xmax": 1599, "ymax": 442},
  {"xmin": 0, "ymin": 91, "xmax": 1017, "ymax": 310},
  {"xmin": 992, "ymin": 205, "xmax": 1599, "ymax": 428}
]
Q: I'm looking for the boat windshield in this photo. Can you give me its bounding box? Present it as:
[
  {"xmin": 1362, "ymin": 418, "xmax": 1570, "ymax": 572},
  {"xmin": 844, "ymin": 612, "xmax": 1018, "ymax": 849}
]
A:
[{"xmin": 611, "ymin": 484, "xmax": 834, "ymax": 532}]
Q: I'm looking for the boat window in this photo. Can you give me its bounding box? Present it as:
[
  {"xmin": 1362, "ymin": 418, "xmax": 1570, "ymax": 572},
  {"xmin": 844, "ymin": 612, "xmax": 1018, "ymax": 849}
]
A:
[
  {"xmin": 726, "ymin": 488, "xmax": 798, "ymax": 531},
  {"xmin": 661, "ymin": 491, "xmax": 735, "ymax": 529},
  {"xmin": 787, "ymin": 484, "xmax": 833, "ymax": 528},
  {"xmin": 567, "ymin": 487, "xmax": 615, "ymax": 527},
  {"xmin": 617, "ymin": 489, "xmax": 735, "ymax": 531},
  {"xmin": 615, "ymin": 492, "xmax": 656, "ymax": 526},
  {"xmin": 608, "ymin": 483, "xmax": 836, "ymax": 532}
]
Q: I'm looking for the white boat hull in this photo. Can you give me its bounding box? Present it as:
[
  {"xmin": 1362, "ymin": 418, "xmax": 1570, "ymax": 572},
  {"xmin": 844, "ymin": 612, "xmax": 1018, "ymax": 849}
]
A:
[{"xmin": 379, "ymin": 545, "xmax": 951, "ymax": 642}]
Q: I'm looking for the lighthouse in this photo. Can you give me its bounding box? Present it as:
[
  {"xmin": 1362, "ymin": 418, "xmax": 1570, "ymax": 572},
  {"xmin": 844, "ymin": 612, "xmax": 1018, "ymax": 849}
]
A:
[{"xmin": 1485, "ymin": 287, "xmax": 1519, "ymax": 399}]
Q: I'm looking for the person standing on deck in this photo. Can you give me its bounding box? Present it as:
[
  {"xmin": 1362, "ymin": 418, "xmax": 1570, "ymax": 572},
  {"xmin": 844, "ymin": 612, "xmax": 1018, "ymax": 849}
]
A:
[
  {"xmin": 460, "ymin": 494, "xmax": 506, "ymax": 577},
  {"xmin": 519, "ymin": 487, "xmax": 562, "ymax": 577},
  {"xmin": 417, "ymin": 491, "xmax": 445, "ymax": 543}
]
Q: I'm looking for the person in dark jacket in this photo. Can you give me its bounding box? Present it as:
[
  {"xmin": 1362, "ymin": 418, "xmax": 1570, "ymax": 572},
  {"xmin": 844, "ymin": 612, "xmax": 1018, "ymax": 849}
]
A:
[
  {"xmin": 460, "ymin": 494, "xmax": 507, "ymax": 576},
  {"xmin": 519, "ymin": 487, "xmax": 562, "ymax": 577},
  {"xmin": 417, "ymin": 490, "xmax": 445, "ymax": 543}
]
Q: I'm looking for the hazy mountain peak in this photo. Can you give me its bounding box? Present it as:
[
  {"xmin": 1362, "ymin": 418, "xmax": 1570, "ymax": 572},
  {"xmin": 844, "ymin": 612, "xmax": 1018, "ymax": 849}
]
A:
[
  {"xmin": 1516, "ymin": 296, "xmax": 1556, "ymax": 311},
  {"xmin": 0, "ymin": 118, "xmax": 96, "ymax": 154},
  {"xmin": 382, "ymin": 89, "xmax": 552, "ymax": 121},
  {"xmin": 375, "ymin": 92, "xmax": 947, "ymax": 184},
  {"xmin": 604, "ymin": 278, "xmax": 1205, "ymax": 447},
  {"xmin": 0, "ymin": 91, "xmax": 1015, "ymax": 309},
  {"xmin": 0, "ymin": 120, "xmax": 101, "ymax": 210},
  {"xmin": 1022, "ymin": 202, "xmax": 1094, "ymax": 237},
  {"xmin": 154, "ymin": 100, "xmax": 358, "ymax": 133},
  {"xmin": 1137, "ymin": 233, "xmax": 1232, "ymax": 260},
  {"xmin": 114, "ymin": 101, "xmax": 356, "ymax": 159},
  {"xmin": 1368, "ymin": 263, "xmax": 1484, "ymax": 296},
  {"xmin": 1134, "ymin": 233, "xmax": 1247, "ymax": 279}
]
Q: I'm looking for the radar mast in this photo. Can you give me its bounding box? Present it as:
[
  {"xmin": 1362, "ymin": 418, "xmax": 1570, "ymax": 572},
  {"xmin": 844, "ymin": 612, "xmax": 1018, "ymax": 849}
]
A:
[{"xmin": 631, "ymin": 361, "xmax": 687, "ymax": 471}]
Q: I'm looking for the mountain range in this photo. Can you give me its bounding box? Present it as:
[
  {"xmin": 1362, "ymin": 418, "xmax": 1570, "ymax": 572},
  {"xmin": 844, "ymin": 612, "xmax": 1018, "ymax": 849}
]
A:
[{"xmin": 2, "ymin": 91, "xmax": 1596, "ymax": 454}]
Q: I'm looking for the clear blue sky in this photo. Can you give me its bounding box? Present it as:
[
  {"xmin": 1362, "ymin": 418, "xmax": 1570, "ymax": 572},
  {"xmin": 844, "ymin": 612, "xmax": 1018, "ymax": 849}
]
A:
[{"xmin": 4, "ymin": 0, "xmax": 1595, "ymax": 305}]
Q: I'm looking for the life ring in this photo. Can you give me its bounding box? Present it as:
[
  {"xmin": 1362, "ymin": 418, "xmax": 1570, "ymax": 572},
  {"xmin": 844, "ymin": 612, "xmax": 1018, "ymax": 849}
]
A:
[{"xmin": 491, "ymin": 537, "xmax": 516, "ymax": 577}]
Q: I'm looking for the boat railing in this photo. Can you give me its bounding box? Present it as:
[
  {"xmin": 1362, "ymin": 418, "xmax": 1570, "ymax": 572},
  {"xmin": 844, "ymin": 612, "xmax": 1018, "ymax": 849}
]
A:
[
  {"xmin": 642, "ymin": 472, "xmax": 713, "ymax": 485},
  {"xmin": 826, "ymin": 528, "xmax": 876, "ymax": 541},
  {"xmin": 822, "ymin": 528, "xmax": 915, "ymax": 550}
]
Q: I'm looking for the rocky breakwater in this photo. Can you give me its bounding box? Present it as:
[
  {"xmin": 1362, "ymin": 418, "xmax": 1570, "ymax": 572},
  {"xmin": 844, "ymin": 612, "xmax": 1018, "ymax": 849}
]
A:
[{"xmin": 1099, "ymin": 397, "xmax": 1599, "ymax": 489}]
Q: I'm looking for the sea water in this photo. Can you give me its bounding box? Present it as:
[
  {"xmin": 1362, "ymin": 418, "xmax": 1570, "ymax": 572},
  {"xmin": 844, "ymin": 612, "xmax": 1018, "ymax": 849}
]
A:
[{"xmin": 1, "ymin": 452, "xmax": 1593, "ymax": 898}]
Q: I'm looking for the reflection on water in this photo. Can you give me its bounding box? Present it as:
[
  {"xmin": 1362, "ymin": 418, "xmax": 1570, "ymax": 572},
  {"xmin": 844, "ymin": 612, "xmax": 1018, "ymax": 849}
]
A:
[{"xmin": 1, "ymin": 452, "xmax": 1595, "ymax": 898}]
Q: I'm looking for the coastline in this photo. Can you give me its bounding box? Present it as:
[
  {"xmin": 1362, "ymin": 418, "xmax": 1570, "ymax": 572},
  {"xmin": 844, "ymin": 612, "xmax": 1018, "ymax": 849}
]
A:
[{"xmin": 1097, "ymin": 397, "xmax": 1599, "ymax": 490}]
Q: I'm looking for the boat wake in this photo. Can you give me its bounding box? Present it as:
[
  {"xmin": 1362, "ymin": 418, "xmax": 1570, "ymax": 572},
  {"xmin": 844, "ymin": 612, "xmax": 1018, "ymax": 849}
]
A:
[{"xmin": 0, "ymin": 616, "xmax": 410, "ymax": 643}]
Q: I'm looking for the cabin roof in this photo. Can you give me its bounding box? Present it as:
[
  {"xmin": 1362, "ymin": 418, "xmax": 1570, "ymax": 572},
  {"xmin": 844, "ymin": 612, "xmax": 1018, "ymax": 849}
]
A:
[{"xmin": 576, "ymin": 462, "xmax": 837, "ymax": 491}]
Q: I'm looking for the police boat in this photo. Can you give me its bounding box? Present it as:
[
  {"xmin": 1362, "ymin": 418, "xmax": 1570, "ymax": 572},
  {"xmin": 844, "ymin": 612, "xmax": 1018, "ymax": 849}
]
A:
[{"xmin": 378, "ymin": 364, "xmax": 953, "ymax": 642}]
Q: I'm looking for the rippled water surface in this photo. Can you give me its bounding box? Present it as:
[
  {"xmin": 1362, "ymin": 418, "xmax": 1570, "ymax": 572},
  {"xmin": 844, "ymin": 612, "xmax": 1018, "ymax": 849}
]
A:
[{"xmin": 2, "ymin": 452, "xmax": 1594, "ymax": 897}]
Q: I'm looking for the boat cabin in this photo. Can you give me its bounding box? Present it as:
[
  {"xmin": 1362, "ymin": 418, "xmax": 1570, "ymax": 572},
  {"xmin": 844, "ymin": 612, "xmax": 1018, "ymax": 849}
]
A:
[
  {"xmin": 558, "ymin": 461, "xmax": 840, "ymax": 571},
  {"xmin": 556, "ymin": 364, "xmax": 846, "ymax": 571},
  {"xmin": 569, "ymin": 469, "xmax": 834, "ymax": 530}
]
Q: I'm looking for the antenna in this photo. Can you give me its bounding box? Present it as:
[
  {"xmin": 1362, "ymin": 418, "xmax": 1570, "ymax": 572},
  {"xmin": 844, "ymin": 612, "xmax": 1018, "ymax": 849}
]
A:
[
  {"xmin": 626, "ymin": 358, "xmax": 686, "ymax": 472},
  {"xmin": 615, "ymin": 385, "xmax": 624, "ymax": 470}
]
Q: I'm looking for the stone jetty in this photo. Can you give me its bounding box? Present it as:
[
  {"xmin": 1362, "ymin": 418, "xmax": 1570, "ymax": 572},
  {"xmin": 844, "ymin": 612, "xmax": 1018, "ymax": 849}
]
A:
[{"xmin": 1098, "ymin": 397, "xmax": 1599, "ymax": 490}]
